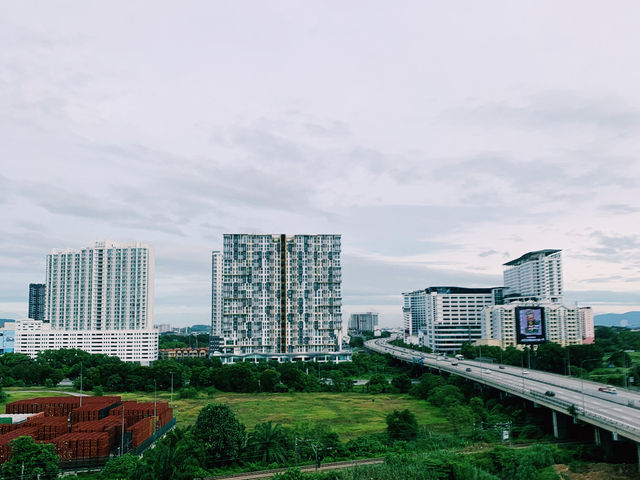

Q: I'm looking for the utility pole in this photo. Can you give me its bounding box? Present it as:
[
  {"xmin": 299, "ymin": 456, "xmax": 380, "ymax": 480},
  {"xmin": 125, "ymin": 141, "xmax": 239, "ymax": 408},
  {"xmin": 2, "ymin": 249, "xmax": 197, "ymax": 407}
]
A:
[
  {"xmin": 79, "ymin": 362, "xmax": 83, "ymax": 407},
  {"xmin": 154, "ymin": 380, "xmax": 158, "ymax": 434},
  {"xmin": 121, "ymin": 402, "xmax": 125, "ymax": 455},
  {"xmin": 170, "ymin": 372, "xmax": 174, "ymax": 408}
]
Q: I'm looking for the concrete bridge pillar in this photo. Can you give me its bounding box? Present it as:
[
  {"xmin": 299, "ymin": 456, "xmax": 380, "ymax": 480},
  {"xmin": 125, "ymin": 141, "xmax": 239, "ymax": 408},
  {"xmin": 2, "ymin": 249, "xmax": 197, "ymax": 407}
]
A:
[
  {"xmin": 637, "ymin": 443, "xmax": 640, "ymax": 473},
  {"xmin": 594, "ymin": 427, "xmax": 601, "ymax": 446},
  {"xmin": 551, "ymin": 410, "xmax": 568, "ymax": 439}
]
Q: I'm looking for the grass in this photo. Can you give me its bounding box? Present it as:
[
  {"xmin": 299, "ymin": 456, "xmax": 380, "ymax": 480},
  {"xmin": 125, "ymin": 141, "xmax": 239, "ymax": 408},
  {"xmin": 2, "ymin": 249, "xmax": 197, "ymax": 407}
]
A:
[
  {"xmin": 1, "ymin": 387, "xmax": 447, "ymax": 441},
  {"xmin": 121, "ymin": 391, "xmax": 446, "ymax": 440}
]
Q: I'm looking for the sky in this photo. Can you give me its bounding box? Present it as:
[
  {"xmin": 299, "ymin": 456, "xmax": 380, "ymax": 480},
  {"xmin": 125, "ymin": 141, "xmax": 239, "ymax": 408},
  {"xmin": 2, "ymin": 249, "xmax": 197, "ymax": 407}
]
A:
[{"xmin": 1, "ymin": 1, "xmax": 639, "ymax": 328}]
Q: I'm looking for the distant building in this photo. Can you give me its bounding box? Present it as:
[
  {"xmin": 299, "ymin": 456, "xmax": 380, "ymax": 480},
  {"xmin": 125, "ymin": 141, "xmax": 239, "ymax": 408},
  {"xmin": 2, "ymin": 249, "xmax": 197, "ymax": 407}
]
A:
[
  {"xmin": 15, "ymin": 241, "xmax": 158, "ymax": 365},
  {"xmin": 156, "ymin": 324, "xmax": 172, "ymax": 333},
  {"xmin": 209, "ymin": 251, "xmax": 223, "ymax": 353},
  {"xmin": 579, "ymin": 307, "xmax": 595, "ymax": 344},
  {"xmin": 159, "ymin": 347, "xmax": 209, "ymax": 360},
  {"xmin": 28, "ymin": 283, "xmax": 46, "ymax": 321},
  {"xmin": 480, "ymin": 302, "xmax": 582, "ymax": 348},
  {"xmin": 402, "ymin": 287, "xmax": 504, "ymax": 352},
  {"xmin": 503, "ymin": 250, "xmax": 563, "ymax": 303},
  {"xmin": 348, "ymin": 312, "xmax": 379, "ymax": 334},
  {"xmin": 211, "ymin": 234, "xmax": 350, "ymax": 363},
  {"xmin": 0, "ymin": 321, "xmax": 15, "ymax": 354}
]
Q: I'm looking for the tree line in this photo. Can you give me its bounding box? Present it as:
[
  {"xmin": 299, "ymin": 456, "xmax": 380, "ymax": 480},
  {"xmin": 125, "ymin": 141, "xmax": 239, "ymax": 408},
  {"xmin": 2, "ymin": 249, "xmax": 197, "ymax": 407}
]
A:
[{"xmin": 0, "ymin": 348, "xmax": 398, "ymax": 394}]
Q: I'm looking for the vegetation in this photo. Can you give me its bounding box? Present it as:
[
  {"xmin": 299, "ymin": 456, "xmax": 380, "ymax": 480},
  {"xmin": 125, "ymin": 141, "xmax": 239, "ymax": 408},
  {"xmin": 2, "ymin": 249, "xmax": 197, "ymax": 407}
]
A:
[{"xmin": 0, "ymin": 436, "xmax": 59, "ymax": 480}]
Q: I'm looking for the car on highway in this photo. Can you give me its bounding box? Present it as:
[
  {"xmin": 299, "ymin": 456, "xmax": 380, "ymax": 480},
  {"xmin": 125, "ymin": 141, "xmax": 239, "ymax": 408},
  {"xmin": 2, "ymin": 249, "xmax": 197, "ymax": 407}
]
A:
[
  {"xmin": 598, "ymin": 386, "xmax": 617, "ymax": 394},
  {"xmin": 544, "ymin": 390, "xmax": 555, "ymax": 397},
  {"xmin": 499, "ymin": 365, "xmax": 505, "ymax": 369},
  {"xmin": 522, "ymin": 370, "xmax": 529, "ymax": 375},
  {"xmin": 466, "ymin": 367, "xmax": 472, "ymax": 372},
  {"xmin": 483, "ymin": 369, "xmax": 491, "ymax": 374}
]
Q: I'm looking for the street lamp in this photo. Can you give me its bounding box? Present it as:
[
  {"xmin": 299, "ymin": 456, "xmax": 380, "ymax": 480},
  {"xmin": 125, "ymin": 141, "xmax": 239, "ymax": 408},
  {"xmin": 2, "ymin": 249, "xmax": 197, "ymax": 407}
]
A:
[{"xmin": 580, "ymin": 358, "xmax": 600, "ymax": 414}]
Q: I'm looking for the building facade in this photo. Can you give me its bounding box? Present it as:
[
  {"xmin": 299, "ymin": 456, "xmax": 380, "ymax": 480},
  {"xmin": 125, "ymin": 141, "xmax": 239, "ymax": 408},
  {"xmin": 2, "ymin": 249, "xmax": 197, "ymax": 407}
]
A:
[
  {"xmin": 16, "ymin": 242, "xmax": 158, "ymax": 364},
  {"xmin": 211, "ymin": 234, "xmax": 349, "ymax": 362},
  {"xmin": 28, "ymin": 283, "xmax": 46, "ymax": 321},
  {"xmin": 348, "ymin": 312, "xmax": 379, "ymax": 334},
  {"xmin": 503, "ymin": 249, "xmax": 563, "ymax": 302},
  {"xmin": 579, "ymin": 306, "xmax": 595, "ymax": 344},
  {"xmin": 480, "ymin": 301, "xmax": 582, "ymax": 348},
  {"xmin": 45, "ymin": 241, "xmax": 154, "ymax": 330},
  {"xmin": 402, "ymin": 287, "xmax": 503, "ymax": 352}
]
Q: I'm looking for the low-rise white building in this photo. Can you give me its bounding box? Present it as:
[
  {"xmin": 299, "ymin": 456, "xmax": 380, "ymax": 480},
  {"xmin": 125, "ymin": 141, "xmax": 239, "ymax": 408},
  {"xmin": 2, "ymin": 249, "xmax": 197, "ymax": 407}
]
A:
[
  {"xmin": 480, "ymin": 302, "xmax": 582, "ymax": 349},
  {"xmin": 15, "ymin": 319, "xmax": 158, "ymax": 365}
]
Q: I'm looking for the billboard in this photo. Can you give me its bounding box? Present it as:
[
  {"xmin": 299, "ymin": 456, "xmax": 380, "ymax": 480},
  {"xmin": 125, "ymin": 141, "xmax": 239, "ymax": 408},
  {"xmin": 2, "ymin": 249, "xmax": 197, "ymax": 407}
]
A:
[
  {"xmin": 0, "ymin": 330, "xmax": 14, "ymax": 354},
  {"xmin": 515, "ymin": 307, "xmax": 546, "ymax": 344}
]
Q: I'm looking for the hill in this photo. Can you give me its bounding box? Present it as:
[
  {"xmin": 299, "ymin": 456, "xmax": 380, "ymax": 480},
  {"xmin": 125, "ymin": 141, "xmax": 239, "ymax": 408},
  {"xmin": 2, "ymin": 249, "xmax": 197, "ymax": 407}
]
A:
[{"xmin": 595, "ymin": 311, "xmax": 640, "ymax": 328}]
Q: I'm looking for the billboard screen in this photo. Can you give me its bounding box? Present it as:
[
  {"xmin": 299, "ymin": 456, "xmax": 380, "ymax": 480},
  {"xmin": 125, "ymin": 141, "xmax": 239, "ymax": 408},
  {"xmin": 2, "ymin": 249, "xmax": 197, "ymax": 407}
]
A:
[
  {"xmin": 515, "ymin": 307, "xmax": 546, "ymax": 344},
  {"xmin": 0, "ymin": 330, "xmax": 14, "ymax": 354}
]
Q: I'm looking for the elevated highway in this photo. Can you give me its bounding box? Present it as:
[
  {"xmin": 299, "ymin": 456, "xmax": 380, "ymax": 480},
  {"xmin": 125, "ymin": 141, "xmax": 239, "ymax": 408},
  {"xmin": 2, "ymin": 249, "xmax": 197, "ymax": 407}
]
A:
[{"xmin": 366, "ymin": 337, "xmax": 640, "ymax": 461}]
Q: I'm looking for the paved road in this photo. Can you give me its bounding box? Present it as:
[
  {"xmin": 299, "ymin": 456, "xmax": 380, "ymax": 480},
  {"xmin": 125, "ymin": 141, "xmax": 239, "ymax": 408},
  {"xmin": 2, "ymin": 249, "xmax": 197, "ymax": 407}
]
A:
[
  {"xmin": 207, "ymin": 458, "xmax": 385, "ymax": 479},
  {"xmin": 366, "ymin": 338, "xmax": 640, "ymax": 443}
]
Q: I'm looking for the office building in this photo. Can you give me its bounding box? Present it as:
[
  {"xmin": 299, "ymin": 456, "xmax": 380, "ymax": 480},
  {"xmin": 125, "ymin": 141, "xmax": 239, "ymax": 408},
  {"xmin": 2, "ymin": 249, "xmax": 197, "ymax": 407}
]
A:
[
  {"xmin": 579, "ymin": 306, "xmax": 595, "ymax": 344},
  {"xmin": 15, "ymin": 241, "xmax": 158, "ymax": 364},
  {"xmin": 402, "ymin": 287, "xmax": 503, "ymax": 352},
  {"xmin": 348, "ymin": 312, "xmax": 379, "ymax": 334},
  {"xmin": 211, "ymin": 234, "xmax": 349, "ymax": 362},
  {"xmin": 28, "ymin": 283, "xmax": 46, "ymax": 321},
  {"xmin": 503, "ymin": 249, "xmax": 563, "ymax": 302},
  {"xmin": 480, "ymin": 301, "xmax": 582, "ymax": 348}
]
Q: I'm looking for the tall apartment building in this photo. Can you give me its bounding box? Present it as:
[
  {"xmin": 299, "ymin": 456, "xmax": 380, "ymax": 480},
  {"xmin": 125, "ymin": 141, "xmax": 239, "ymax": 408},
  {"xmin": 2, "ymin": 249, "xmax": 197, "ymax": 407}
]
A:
[
  {"xmin": 579, "ymin": 306, "xmax": 595, "ymax": 344},
  {"xmin": 402, "ymin": 287, "xmax": 503, "ymax": 353},
  {"xmin": 480, "ymin": 302, "xmax": 582, "ymax": 348},
  {"xmin": 28, "ymin": 283, "xmax": 46, "ymax": 321},
  {"xmin": 210, "ymin": 251, "xmax": 223, "ymax": 352},
  {"xmin": 503, "ymin": 249, "xmax": 563, "ymax": 302},
  {"xmin": 15, "ymin": 242, "xmax": 158, "ymax": 364},
  {"xmin": 348, "ymin": 312, "xmax": 379, "ymax": 334},
  {"xmin": 211, "ymin": 234, "xmax": 349, "ymax": 362}
]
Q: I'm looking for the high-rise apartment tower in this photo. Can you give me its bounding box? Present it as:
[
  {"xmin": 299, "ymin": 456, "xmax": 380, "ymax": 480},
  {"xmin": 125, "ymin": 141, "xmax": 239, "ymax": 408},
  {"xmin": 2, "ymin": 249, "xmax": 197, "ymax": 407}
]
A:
[
  {"xmin": 15, "ymin": 241, "xmax": 158, "ymax": 364},
  {"xmin": 28, "ymin": 283, "xmax": 46, "ymax": 321},
  {"xmin": 211, "ymin": 234, "xmax": 349, "ymax": 362},
  {"xmin": 503, "ymin": 249, "xmax": 563, "ymax": 302}
]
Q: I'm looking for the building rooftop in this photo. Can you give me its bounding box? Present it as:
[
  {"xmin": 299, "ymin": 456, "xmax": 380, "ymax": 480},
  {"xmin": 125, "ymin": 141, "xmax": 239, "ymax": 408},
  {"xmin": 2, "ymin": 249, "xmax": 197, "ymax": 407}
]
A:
[
  {"xmin": 503, "ymin": 249, "xmax": 561, "ymax": 267},
  {"xmin": 403, "ymin": 286, "xmax": 502, "ymax": 295}
]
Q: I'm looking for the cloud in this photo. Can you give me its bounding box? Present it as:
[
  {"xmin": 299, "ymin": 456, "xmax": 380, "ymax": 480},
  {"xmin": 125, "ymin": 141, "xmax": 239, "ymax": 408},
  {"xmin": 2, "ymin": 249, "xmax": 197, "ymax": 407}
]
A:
[
  {"xmin": 599, "ymin": 204, "xmax": 640, "ymax": 215},
  {"xmin": 445, "ymin": 91, "xmax": 640, "ymax": 131}
]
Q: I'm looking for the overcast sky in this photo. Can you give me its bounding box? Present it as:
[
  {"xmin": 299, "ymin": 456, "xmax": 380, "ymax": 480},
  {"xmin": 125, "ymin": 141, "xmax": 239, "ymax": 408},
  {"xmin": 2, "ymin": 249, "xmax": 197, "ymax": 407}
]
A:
[{"xmin": 2, "ymin": 2, "xmax": 640, "ymax": 327}]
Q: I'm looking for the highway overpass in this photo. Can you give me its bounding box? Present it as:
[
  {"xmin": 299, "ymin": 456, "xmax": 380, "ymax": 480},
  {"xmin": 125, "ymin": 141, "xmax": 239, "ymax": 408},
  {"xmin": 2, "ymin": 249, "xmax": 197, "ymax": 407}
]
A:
[{"xmin": 366, "ymin": 337, "xmax": 640, "ymax": 468}]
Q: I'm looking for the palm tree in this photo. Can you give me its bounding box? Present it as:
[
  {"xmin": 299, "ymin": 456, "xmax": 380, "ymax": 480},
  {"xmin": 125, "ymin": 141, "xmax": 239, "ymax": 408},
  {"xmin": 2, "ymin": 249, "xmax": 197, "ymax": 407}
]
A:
[{"xmin": 247, "ymin": 421, "xmax": 288, "ymax": 465}]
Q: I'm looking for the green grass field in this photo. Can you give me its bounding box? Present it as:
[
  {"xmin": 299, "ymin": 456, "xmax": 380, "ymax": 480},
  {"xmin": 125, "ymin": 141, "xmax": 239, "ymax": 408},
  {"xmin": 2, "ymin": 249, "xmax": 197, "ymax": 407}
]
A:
[
  {"xmin": 121, "ymin": 391, "xmax": 447, "ymax": 440},
  {"xmin": 1, "ymin": 388, "xmax": 446, "ymax": 440}
]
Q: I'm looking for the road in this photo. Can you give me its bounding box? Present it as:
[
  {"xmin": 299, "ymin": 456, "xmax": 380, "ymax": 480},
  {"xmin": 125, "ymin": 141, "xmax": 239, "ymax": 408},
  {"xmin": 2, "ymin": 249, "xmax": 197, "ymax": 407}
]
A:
[
  {"xmin": 207, "ymin": 458, "xmax": 385, "ymax": 479},
  {"xmin": 366, "ymin": 338, "xmax": 640, "ymax": 443}
]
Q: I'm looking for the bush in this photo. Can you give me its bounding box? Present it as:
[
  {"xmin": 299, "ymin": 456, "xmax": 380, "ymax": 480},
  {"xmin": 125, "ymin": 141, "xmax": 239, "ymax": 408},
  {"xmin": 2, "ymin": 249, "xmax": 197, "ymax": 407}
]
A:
[
  {"xmin": 178, "ymin": 387, "xmax": 198, "ymax": 399},
  {"xmin": 386, "ymin": 409, "xmax": 418, "ymax": 441}
]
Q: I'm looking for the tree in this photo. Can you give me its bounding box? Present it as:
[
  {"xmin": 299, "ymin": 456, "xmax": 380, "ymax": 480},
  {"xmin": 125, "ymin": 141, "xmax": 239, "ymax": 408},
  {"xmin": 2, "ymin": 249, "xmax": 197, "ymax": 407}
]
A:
[
  {"xmin": 193, "ymin": 404, "xmax": 246, "ymax": 466},
  {"xmin": 246, "ymin": 421, "xmax": 288, "ymax": 465},
  {"xmin": 386, "ymin": 409, "xmax": 418, "ymax": 441},
  {"xmin": 445, "ymin": 404, "xmax": 475, "ymax": 435},
  {"xmin": 100, "ymin": 453, "xmax": 140, "ymax": 480},
  {"xmin": 428, "ymin": 384, "xmax": 464, "ymax": 407},
  {"xmin": 259, "ymin": 369, "xmax": 280, "ymax": 392},
  {"xmin": 0, "ymin": 436, "xmax": 59, "ymax": 480},
  {"xmin": 391, "ymin": 374, "xmax": 412, "ymax": 393},
  {"xmin": 607, "ymin": 350, "xmax": 631, "ymax": 368},
  {"xmin": 366, "ymin": 374, "xmax": 389, "ymax": 394}
]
